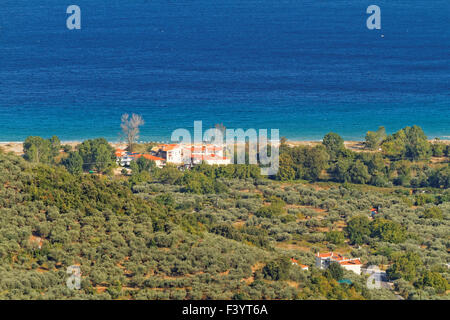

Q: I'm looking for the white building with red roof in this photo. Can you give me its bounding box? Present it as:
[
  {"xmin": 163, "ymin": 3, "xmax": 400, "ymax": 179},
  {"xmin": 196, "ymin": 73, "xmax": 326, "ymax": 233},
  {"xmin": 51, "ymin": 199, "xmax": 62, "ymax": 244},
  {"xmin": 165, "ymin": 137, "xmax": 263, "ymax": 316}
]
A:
[
  {"xmin": 118, "ymin": 143, "xmax": 232, "ymax": 168},
  {"xmin": 291, "ymin": 258, "xmax": 309, "ymax": 271},
  {"xmin": 116, "ymin": 149, "xmax": 134, "ymax": 167},
  {"xmin": 153, "ymin": 143, "xmax": 231, "ymax": 166},
  {"xmin": 129, "ymin": 153, "xmax": 165, "ymax": 168},
  {"xmin": 316, "ymin": 252, "xmax": 363, "ymax": 275},
  {"xmin": 116, "ymin": 148, "xmax": 166, "ymax": 168},
  {"xmin": 158, "ymin": 144, "xmax": 185, "ymax": 164}
]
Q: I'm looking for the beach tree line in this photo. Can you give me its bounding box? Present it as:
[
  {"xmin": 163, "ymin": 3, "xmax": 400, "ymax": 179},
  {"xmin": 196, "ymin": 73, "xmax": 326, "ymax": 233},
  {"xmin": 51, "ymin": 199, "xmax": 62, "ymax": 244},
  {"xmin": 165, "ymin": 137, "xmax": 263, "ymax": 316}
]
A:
[
  {"xmin": 21, "ymin": 124, "xmax": 449, "ymax": 190},
  {"xmin": 274, "ymin": 126, "xmax": 449, "ymax": 189},
  {"xmin": 23, "ymin": 136, "xmax": 116, "ymax": 174}
]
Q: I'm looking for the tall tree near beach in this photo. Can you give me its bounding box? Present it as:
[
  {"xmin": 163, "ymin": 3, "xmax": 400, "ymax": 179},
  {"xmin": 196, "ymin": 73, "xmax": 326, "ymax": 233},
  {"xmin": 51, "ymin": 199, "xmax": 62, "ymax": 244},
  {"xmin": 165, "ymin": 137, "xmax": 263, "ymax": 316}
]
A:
[
  {"xmin": 23, "ymin": 136, "xmax": 60, "ymax": 164},
  {"xmin": 365, "ymin": 126, "xmax": 387, "ymax": 150},
  {"xmin": 322, "ymin": 132, "xmax": 344, "ymax": 161},
  {"xmin": 63, "ymin": 151, "xmax": 83, "ymax": 175},
  {"xmin": 121, "ymin": 113, "xmax": 145, "ymax": 152},
  {"xmin": 77, "ymin": 138, "xmax": 115, "ymax": 173},
  {"xmin": 381, "ymin": 125, "xmax": 431, "ymax": 160}
]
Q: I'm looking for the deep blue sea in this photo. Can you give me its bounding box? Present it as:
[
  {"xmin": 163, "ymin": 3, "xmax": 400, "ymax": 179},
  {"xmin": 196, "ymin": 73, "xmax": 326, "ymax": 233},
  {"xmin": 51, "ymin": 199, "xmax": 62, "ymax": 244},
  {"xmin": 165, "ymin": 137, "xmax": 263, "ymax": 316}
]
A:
[{"xmin": 0, "ymin": 0, "xmax": 449, "ymax": 141}]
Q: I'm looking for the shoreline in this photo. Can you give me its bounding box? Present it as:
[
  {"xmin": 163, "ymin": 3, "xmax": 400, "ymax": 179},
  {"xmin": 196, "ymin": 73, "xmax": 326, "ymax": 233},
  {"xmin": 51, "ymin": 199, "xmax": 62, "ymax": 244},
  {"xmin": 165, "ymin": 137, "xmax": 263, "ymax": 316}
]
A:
[{"xmin": 2, "ymin": 139, "xmax": 449, "ymax": 156}]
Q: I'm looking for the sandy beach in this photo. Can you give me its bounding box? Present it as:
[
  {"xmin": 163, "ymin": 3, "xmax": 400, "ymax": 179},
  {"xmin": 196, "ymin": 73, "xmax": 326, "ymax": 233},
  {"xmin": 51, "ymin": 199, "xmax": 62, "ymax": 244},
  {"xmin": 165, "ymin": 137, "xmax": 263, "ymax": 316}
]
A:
[
  {"xmin": 1, "ymin": 140, "xmax": 449, "ymax": 156},
  {"xmin": 0, "ymin": 141, "xmax": 126, "ymax": 156}
]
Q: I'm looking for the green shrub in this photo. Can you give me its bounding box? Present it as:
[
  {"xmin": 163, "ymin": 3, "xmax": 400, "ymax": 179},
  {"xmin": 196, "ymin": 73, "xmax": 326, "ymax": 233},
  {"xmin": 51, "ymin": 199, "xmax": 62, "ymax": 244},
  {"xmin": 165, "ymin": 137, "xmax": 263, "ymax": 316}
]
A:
[
  {"xmin": 325, "ymin": 231, "xmax": 345, "ymax": 245},
  {"xmin": 422, "ymin": 207, "xmax": 443, "ymax": 220},
  {"xmin": 262, "ymin": 257, "xmax": 291, "ymax": 281}
]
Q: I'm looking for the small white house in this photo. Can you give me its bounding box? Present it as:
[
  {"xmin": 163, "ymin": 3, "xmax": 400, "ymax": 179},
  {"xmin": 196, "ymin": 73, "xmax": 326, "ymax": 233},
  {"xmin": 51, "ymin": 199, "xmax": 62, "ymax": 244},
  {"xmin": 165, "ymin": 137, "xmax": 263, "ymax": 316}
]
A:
[
  {"xmin": 291, "ymin": 258, "xmax": 309, "ymax": 271},
  {"xmin": 117, "ymin": 154, "xmax": 134, "ymax": 167},
  {"xmin": 130, "ymin": 154, "xmax": 165, "ymax": 168},
  {"xmin": 316, "ymin": 252, "xmax": 362, "ymax": 275},
  {"xmin": 339, "ymin": 259, "xmax": 363, "ymax": 275},
  {"xmin": 115, "ymin": 148, "xmax": 166, "ymax": 168},
  {"xmin": 154, "ymin": 144, "xmax": 185, "ymax": 164}
]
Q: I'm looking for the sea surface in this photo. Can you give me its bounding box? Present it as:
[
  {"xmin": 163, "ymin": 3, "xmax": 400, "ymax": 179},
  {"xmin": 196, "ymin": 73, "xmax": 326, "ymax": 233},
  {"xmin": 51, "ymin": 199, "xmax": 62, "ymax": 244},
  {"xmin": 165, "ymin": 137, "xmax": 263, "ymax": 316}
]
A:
[{"xmin": 0, "ymin": 0, "xmax": 449, "ymax": 141}]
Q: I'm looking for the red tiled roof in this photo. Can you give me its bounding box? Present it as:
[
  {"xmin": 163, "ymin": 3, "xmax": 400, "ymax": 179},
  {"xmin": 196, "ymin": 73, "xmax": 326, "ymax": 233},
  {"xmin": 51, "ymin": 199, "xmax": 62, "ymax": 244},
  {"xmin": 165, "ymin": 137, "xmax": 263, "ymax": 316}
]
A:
[
  {"xmin": 115, "ymin": 149, "xmax": 126, "ymax": 156},
  {"xmin": 130, "ymin": 154, "xmax": 165, "ymax": 161},
  {"xmin": 143, "ymin": 154, "xmax": 165, "ymax": 161},
  {"xmin": 317, "ymin": 252, "xmax": 334, "ymax": 258},
  {"xmin": 158, "ymin": 144, "xmax": 180, "ymax": 152},
  {"xmin": 339, "ymin": 259, "xmax": 362, "ymax": 266},
  {"xmin": 317, "ymin": 252, "xmax": 346, "ymax": 261},
  {"xmin": 318, "ymin": 252, "xmax": 362, "ymax": 266},
  {"xmin": 291, "ymin": 258, "xmax": 308, "ymax": 269}
]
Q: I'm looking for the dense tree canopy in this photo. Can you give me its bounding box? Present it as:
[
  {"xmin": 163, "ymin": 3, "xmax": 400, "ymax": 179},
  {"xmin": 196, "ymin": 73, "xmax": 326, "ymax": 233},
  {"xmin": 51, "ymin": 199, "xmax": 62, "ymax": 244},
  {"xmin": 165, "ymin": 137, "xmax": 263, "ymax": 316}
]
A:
[
  {"xmin": 382, "ymin": 126, "xmax": 432, "ymax": 160},
  {"xmin": 77, "ymin": 138, "xmax": 115, "ymax": 173},
  {"xmin": 272, "ymin": 127, "xmax": 447, "ymax": 190},
  {"xmin": 365, "ymin": 126, "xmax": 387, "ymax": 150},
  {"xmin": 2, "ymin": 128, "xmax": 448, "ymax": 300},
  {"xmin": 23, "ymin": 136, "xmax": 60, "ymax": 164},
  {"xmin": 322, "ymin": 132, "xmax": 345, "ymax": 161},
  {"xmin": 346, "ymin": 216, "xmax": 371, "ymax": 245}
]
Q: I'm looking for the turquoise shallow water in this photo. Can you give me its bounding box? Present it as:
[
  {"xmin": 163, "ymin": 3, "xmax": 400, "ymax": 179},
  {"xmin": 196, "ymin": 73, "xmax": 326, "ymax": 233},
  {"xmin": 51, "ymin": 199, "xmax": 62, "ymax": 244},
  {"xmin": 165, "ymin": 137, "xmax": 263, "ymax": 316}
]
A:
[{"xmin": 0, "ymin": 0, "xmax": 449, "ymax": 141}]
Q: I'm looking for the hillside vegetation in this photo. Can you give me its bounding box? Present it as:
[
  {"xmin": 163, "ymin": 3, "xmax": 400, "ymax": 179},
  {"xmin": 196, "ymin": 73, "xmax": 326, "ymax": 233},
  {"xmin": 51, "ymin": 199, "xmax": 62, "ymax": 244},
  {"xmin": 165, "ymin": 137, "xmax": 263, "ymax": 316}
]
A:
[{"xmin": 0, "ymin": 127, "xmax": 448, "ymax": 300}]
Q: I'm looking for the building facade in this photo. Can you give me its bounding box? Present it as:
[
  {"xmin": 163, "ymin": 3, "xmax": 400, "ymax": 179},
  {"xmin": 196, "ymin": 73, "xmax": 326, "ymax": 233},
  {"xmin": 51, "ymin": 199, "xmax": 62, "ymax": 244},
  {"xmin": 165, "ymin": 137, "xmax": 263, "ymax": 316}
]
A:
[{"xmin": 316, "ymin": 252, "xmax": 362, "ymax": 275}]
